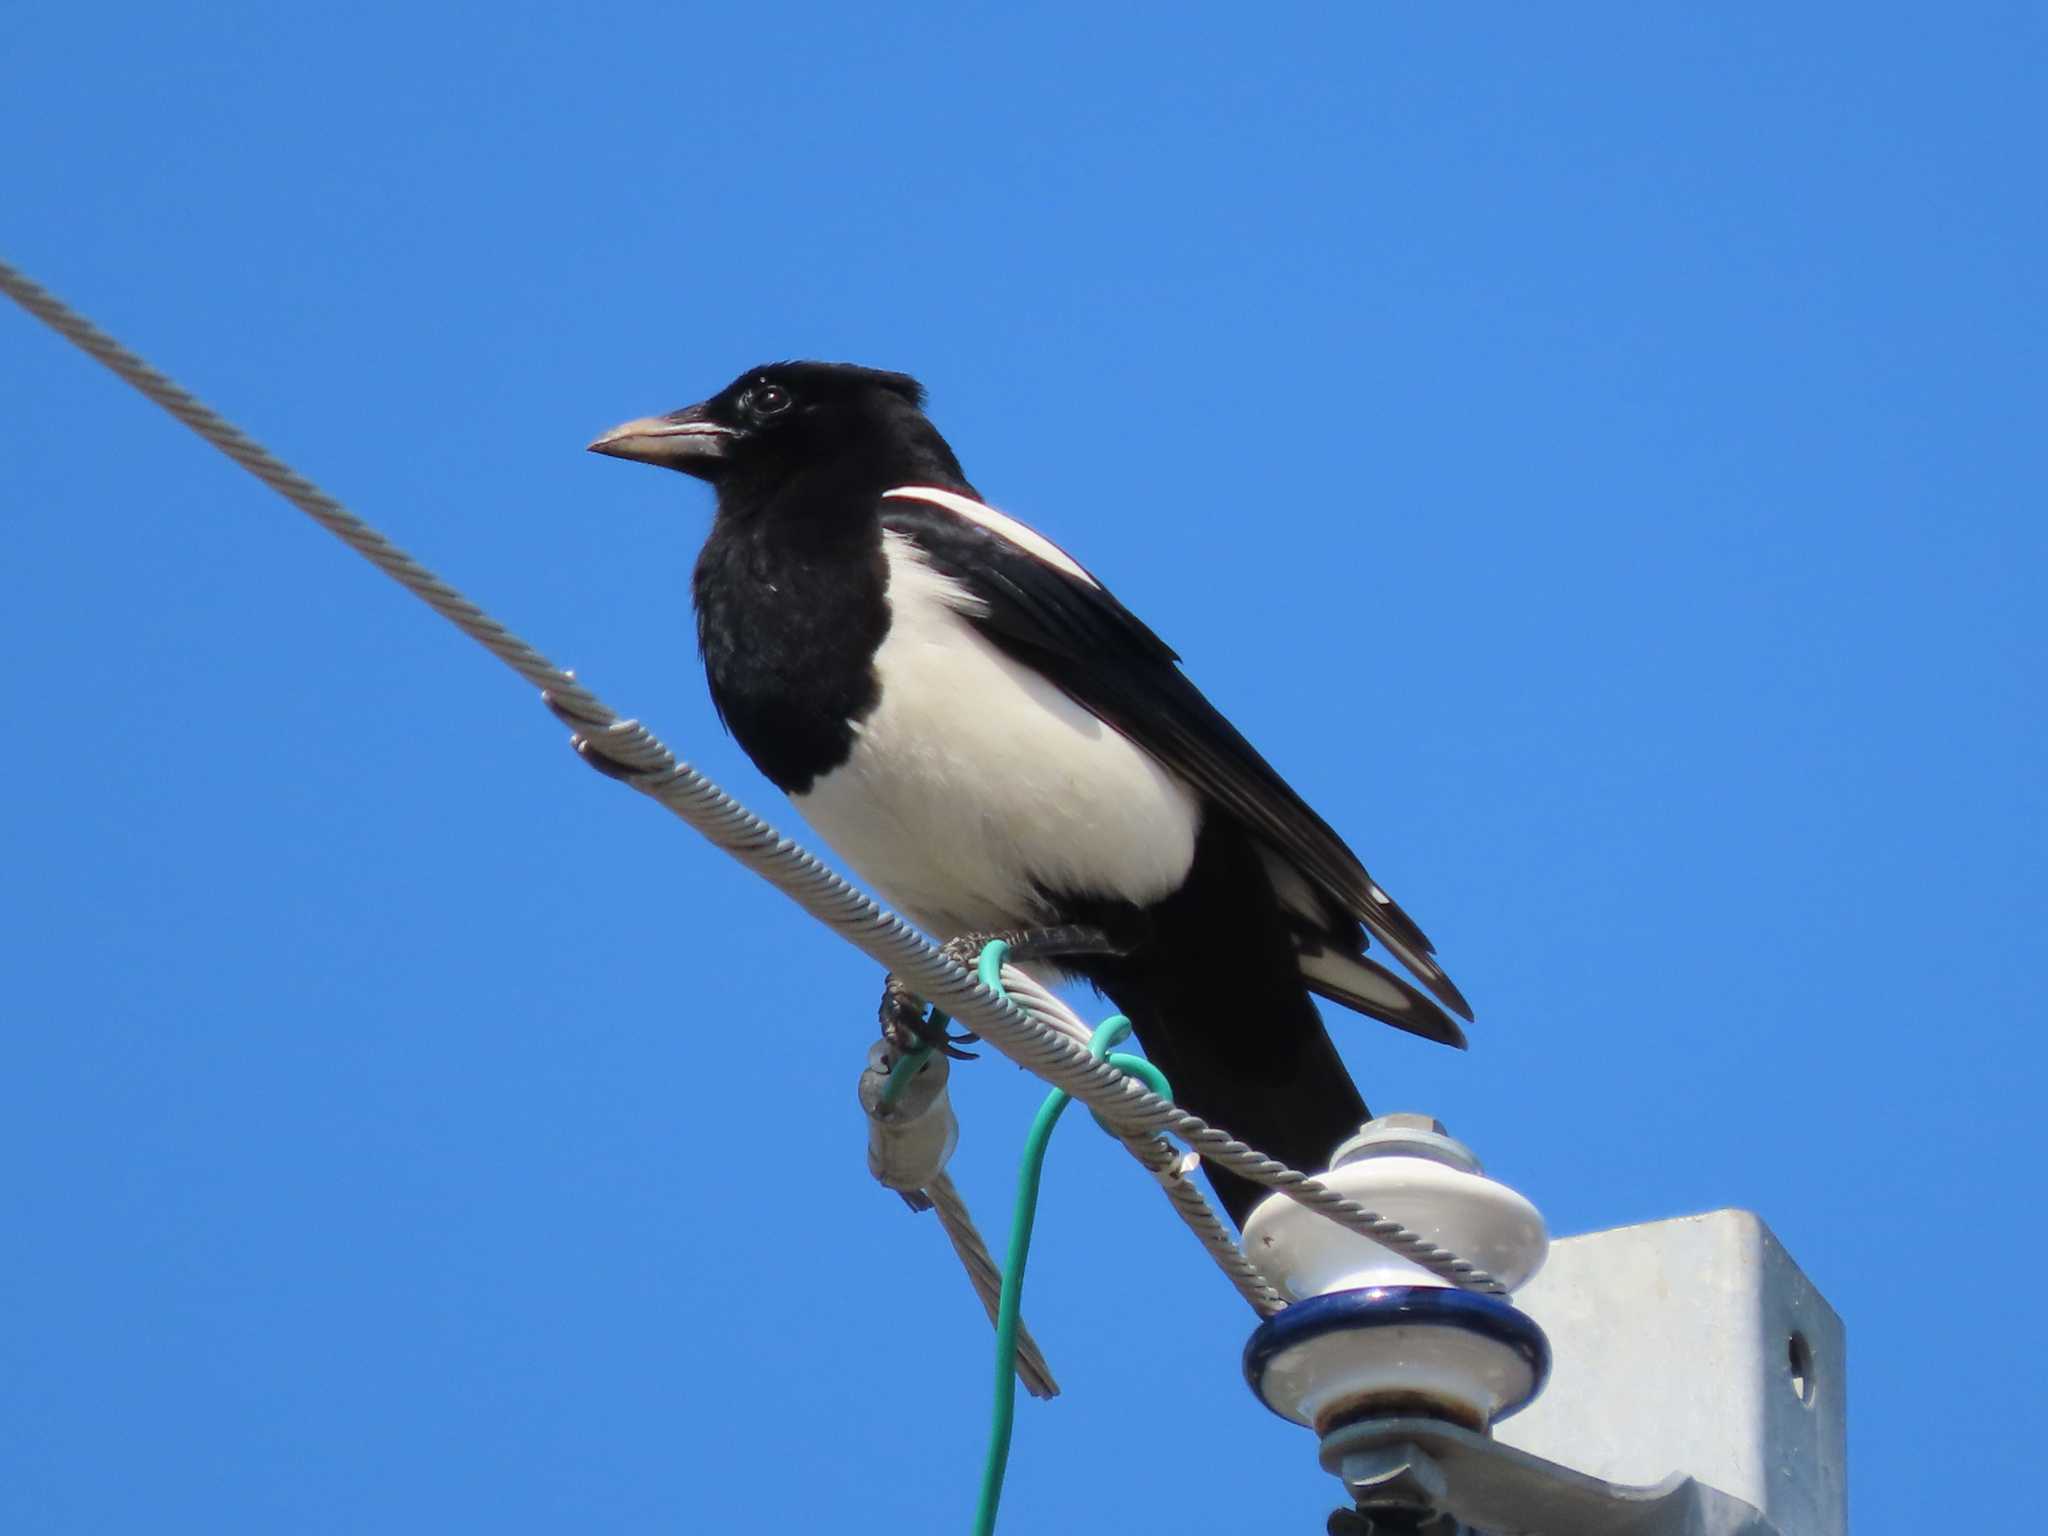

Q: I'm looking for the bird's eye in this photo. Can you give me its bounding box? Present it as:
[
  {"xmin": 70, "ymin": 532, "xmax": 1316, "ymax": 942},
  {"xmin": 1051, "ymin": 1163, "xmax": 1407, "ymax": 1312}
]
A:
[{"xmin": 748, "ymin": 385, "xmax": 793, "ymax": 420}]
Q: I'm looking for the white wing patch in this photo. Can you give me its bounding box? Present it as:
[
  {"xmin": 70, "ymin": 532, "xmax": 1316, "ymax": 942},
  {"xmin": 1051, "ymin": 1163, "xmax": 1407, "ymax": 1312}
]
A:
[
  {"xmin": 882, "ymin": 486, "xmax": 1101, "ymax": 589},
  {"xmin": 792, "ymin": 531, "xmax": 1197, "ymax": 938},
  {"xmin": 1297, "ymin": 948, "xmax": 1423, "ymax": 1019},
  {"xmin": 1260, "ymin": 845, "xmax": 1411, "ymax": 1014}
]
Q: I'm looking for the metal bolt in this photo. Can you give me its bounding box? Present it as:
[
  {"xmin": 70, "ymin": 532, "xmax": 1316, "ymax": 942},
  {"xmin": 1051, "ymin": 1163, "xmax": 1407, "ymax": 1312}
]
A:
[
  {"xmin": 1377, "ymin": 1112, "xmax": 1449, "ymax": 1135},
  {"xmin": 1339, "ymin": 1441, "xmax": 1452, "ymax": 1512},
  {"xmin": 1328, "ymin": 1511, "xmax": 1465, "ymax": 1536},
  {"xmin": 1328, "ymin": 1113, "xmax": 1484, "ymax": 1175}
]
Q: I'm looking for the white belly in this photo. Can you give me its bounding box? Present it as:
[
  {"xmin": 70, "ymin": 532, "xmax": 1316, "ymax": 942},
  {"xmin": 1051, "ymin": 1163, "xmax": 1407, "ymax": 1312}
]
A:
[{"xmin": 793, "ymin": 532, "xmax": 1200, "ymax": 937}]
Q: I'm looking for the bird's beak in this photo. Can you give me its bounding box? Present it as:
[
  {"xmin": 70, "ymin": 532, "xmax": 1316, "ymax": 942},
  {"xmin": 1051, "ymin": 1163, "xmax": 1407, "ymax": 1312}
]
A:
[{"xmin": 587, "ymin": 404, "xmax": 736, "ymax": 476}]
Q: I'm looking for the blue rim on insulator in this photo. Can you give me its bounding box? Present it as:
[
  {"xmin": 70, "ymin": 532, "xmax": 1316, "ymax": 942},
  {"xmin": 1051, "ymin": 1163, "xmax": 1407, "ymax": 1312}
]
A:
[{"xmin": 1243, "ymin": 1285, "xmax": 1553, "ymax": 1422}]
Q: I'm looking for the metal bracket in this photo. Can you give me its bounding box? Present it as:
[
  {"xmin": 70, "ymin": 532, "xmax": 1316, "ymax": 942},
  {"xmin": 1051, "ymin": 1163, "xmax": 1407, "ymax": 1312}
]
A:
[
  {"xmin": 1498, "ymin": 1211, "xmax": 1845, "ymax": 1536},
  {"xmin": 1319, "ymin": 1418, "xmax": 1779, "ymax": 1536}
]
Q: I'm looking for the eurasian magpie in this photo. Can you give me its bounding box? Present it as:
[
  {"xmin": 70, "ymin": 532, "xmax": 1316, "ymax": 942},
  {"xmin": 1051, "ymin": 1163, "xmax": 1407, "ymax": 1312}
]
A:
[{"xmin": 588, "ymin": 362, "xmax": 1471, "ymax": 1223}]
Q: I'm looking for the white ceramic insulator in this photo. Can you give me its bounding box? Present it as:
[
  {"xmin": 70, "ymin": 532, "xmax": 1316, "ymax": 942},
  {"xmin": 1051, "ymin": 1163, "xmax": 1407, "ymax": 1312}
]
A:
[{"xmin": 1242, "ymin": 1150, "xmax": 1549, "ymax": 1301}]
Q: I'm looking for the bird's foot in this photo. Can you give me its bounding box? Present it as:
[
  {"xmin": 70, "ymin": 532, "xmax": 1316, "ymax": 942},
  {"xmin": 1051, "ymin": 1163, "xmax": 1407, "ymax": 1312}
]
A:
[
  {"xmin": 953, "ymin": 924, "xmax": 1127, "ymax": 969},
  {"xmin": 880, "ymin": 973, "xmax": 979, "ymax": 1060},
  {"xmin": 877, "ymin": 925, "xmax": 1126, "ymax": 1061}
]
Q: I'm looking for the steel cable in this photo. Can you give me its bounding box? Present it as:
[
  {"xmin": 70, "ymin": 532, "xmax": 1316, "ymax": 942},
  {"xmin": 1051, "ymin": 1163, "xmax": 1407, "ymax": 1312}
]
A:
[{"xmin": 1, "ymin": 256, "xmax": 1503, "ymax": 1297}]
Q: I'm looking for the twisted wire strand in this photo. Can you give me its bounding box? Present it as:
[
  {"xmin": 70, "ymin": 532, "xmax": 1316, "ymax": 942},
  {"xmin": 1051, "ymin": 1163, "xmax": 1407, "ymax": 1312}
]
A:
[
  {"xmin": 926, "ymin": 1173, "xmax": 1061, "ymax": 1399},
  {"xmin": 1, "ymin": 256, "xmax": 1504, "ymax": 1297},
  {"xmin": 995, "ymin": 969, "xmax": 1285, "ymax": 1316}
]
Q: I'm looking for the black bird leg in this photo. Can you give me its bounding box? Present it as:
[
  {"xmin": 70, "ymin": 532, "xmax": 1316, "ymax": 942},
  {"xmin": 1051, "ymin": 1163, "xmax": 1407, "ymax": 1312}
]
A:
[
  {"xmin": 880, "ymin": 974, "xmax": 979, "ymax": 1060},
  {"xmin": 877, "ymin": 925, "xmax": 1127, "ymax": 1060}
]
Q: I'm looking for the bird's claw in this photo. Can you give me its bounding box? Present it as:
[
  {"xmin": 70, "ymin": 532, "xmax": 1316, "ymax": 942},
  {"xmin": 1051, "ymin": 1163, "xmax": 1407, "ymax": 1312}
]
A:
[
  {"xmin": 875, "ymin": 925, "xmax": 1123, "ymax": 1061},
  {"xmin": 939, "ymin": 932, "xmax": 1003, "ymax": 976},
  {"xmin": 946, "ymin": 924, "xmax": 1127, "ymax": 970},
  {"xmin": 880, "ymin": 974, "xmax": 979, "ymax": 1060}
]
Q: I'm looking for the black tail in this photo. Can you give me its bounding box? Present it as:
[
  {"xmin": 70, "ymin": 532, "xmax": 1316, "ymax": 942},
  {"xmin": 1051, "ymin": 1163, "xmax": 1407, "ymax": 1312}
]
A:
[{"xmin": 1073, "ymin": 817, "xmax": 1367, "ymax": 1227}]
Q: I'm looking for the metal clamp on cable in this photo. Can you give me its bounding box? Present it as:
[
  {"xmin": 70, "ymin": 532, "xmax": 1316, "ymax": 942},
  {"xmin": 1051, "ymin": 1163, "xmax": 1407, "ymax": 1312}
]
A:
[
  {"xmin": 858, "ymin": 1042, "xmax": 959, "ymax": 1208},
  {"xmin": 855, "ymin": 1030, "xmax": 1060, "ymax": 1403}
]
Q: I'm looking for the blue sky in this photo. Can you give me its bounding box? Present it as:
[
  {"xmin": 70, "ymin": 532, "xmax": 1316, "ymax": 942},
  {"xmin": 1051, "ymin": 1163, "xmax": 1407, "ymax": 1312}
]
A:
[{"xmin": 3, "ymin": 5, "xmax": 2040, "ymax": 1530}]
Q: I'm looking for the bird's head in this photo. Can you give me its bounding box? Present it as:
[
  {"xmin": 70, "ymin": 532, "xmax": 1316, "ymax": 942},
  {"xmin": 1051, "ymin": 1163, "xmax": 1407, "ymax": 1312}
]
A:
[{"xmin": 587, "ymin": 361, "xmax": 968, "ymax": 499}]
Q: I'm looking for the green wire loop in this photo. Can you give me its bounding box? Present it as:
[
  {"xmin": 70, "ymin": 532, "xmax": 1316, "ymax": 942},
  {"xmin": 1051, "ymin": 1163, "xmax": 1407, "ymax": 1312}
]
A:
[
  {"xmin": 879, "ymin": 1033, "xmax": 937, "ymax": 1108},
  {"xmin": 867, "ymin": 936, "xmax": 1178, "ymax": 1533},
  {"xmin": 971, "ymin": 940, "xmax": 1172, "ymax": 1536}
]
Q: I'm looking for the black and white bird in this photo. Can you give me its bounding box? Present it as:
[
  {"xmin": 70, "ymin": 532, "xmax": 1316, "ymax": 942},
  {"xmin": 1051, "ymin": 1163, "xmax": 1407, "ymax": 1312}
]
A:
[{"xmin": 588, "ymin": 362, "xmax": 1471, "ymax": 1223}]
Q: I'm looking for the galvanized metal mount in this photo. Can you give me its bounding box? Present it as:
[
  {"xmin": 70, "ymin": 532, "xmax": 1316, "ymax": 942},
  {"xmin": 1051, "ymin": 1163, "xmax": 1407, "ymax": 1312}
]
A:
[
  {"xmin": 1311, "ymin": 1211, "xmax": 1846, "ymax": 1536},
  {"xmin": 1499, "ymin": 1210, "xmax": 1845, "ymax": 1536},
  {"xmin": 1318, "ymin": 1417, "xmax": 1778, "ymax": 1536}
]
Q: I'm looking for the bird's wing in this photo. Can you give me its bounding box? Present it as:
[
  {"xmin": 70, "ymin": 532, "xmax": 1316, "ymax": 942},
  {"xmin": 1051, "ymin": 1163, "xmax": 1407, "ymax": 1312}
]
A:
[{"xmin": 878, "ymin": 488, "xmax": 1472, "ymax": 1025}]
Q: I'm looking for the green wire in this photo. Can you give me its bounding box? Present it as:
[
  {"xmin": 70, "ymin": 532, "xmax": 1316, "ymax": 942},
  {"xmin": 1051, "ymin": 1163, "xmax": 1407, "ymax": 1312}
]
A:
[
  {"xmin": 972, "ymin": 940, "xmax": 1171, "ymax": 1536},
  {"xmin": 879, "ymin": 1030, "xmax": 938, "ymax": 1108}
]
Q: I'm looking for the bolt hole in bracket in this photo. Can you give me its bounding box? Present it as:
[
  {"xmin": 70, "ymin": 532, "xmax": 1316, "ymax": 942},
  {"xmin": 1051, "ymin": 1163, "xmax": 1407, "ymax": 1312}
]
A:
[{"xmin": 1787, "ymin": 1330, "xmax": 1816, "ymax": 1406}]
